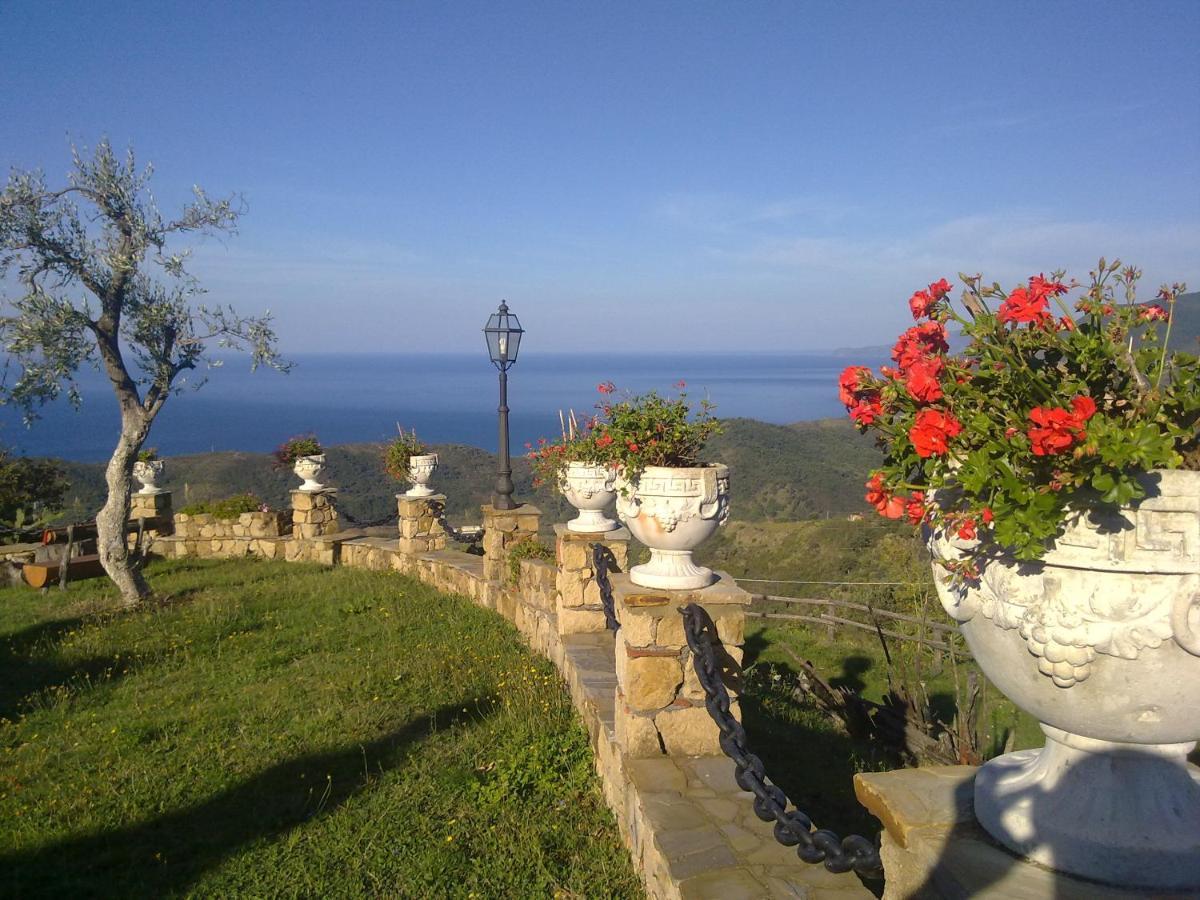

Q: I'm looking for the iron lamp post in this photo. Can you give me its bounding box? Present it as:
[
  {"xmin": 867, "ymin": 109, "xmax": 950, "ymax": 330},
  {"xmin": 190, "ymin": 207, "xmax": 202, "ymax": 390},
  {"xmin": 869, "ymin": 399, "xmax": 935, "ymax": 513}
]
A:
[{"xmin": 483, "ymin": 300, "xmax": 524, "ymax": 510}]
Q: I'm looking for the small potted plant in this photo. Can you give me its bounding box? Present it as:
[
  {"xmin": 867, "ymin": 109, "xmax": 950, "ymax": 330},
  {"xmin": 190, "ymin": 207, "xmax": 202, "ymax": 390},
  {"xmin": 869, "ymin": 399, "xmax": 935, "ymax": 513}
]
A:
[
  {"xmin": 132, "ymin": 447, "xmax": 165, "ymax": 495},
  {"xmin": 275, "ymin": 434, "xmax": 325, "ymax": 492},
  {"xmin": 590, "ymin": 381, "xmax": 727, "ymax": 589},
  {"xmin": 840, "ymin": 262, "xmax": 1200, "ymax": 888},
  {"xmin": 530, "ymin": 408, "xmax": 619, "ymax": 533},
  {"xmin": 384, "ymin": 426, "xmax": 438, "ymax": 497}
]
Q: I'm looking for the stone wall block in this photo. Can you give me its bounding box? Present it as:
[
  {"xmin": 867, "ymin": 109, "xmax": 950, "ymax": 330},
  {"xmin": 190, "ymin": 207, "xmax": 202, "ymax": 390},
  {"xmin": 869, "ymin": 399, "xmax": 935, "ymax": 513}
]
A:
[
  {"xmin": 653, "ymin": 703, "xmax": 733, "ymax": 756},
  {"xmin": 615, "ymin": 697, "xmax": 664, "ymax": 757},
  {"xmin": 619, "ymin": 649, "xmax": 683, "ymax": 712}
]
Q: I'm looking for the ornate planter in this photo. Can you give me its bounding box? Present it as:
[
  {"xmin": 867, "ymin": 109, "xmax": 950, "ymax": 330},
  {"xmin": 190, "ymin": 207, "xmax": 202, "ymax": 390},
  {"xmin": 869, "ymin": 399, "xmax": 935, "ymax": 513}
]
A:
[
  {"xmin": 293, "ymin": 454, "xmax": 327, "ymax": 493},
  {"xmin": 561, "ymin": 461, "xmax": 618, "ymax": 533},
  {"xmin": 405, "ymin": 453, "xmax": 438, "ymax": 497},
  {"xmin": 132, "ymin": 460, "xmax": 165, "ymax": 495},
  {"xmin": 616, "ymin": 464, "xmax": 730, "ymax": 590},
  {"xmin": 930, "ymin": 469, "xmax": 1200, "ymax": 891}
]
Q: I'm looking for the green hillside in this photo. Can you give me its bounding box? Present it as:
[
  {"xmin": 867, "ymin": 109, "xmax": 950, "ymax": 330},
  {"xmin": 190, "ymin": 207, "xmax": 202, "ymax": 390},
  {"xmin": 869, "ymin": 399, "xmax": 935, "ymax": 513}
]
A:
[{"xmin": 53, "ymin": 417, "xmax": 881, "ymax": 528}]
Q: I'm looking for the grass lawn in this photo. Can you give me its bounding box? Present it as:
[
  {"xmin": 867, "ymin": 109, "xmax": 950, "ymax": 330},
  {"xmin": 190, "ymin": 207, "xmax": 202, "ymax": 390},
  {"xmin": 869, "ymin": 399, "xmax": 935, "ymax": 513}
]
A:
[{"xmin": 0, "ymin": 557, "xmax": 643, "ymax": 899}]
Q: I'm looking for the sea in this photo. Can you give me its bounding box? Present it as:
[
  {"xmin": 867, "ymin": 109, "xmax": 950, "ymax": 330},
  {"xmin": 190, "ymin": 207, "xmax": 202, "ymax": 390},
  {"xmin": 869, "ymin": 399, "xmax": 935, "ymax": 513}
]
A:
[{"xmin": 0, "ymin": 351, "xmax": 868, "ymax": 462}]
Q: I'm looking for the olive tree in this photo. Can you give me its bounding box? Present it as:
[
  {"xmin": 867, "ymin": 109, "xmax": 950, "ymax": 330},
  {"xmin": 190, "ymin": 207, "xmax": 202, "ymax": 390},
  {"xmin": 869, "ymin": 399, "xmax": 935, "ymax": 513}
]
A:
[{"xmin": 0, "ymin": 140, "xmax": 287, "ymax": 604}]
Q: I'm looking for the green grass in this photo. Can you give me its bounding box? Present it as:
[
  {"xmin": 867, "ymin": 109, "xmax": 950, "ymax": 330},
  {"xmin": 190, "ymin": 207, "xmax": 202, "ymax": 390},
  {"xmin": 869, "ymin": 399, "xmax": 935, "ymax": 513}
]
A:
[{"xmin": 0, "ymin": 558, "xmax": 642, "ymax": 898}]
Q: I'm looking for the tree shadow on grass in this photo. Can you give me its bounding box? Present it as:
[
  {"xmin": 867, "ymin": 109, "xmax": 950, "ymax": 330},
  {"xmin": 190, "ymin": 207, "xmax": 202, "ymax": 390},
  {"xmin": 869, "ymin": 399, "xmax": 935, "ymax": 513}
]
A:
[
  {"xmin": 2, "ymin": 700, "xmax": 496, "ymax": 898},
  {"xmin": 0, "ymin": 616, "xmax": 132, "ymax": 722}
]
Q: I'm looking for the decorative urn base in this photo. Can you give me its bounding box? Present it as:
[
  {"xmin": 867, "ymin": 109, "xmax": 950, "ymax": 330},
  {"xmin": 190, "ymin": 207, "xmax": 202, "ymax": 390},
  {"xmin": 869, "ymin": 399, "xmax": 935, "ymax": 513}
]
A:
[
  {"xmin": 405, "ymin": 453, "xmax": 438, "ymax": 498},
  {"xmin": 561, "ymin": 461, "xmax": 618, "ymax": 533},
  {"xmin": 932, "ymin": 469, "xmax": 1200, "ymax": 891},
  {"xmin": 293, "ymin": 455, "xmax": 326, "ymax": 493},
  {"xmin": 617, "ymin": 464, "xmax": 729, "ymax": 591}
]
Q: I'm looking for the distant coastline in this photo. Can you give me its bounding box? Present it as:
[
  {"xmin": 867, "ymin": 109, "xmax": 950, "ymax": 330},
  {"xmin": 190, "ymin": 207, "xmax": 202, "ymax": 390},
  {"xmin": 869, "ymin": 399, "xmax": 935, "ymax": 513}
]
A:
[{"xmin": 1, "ymin": 351, "xmax": 862, "ymax": 462}]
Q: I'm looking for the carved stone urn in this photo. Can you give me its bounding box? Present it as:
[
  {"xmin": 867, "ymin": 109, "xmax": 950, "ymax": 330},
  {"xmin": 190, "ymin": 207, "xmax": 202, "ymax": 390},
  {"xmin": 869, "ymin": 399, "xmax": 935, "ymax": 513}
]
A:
[
  {"xmin": 405, "ymin": 453, "xmax": 438, "ymax": 498},
  {"xmin": 292, "ymin": 454, "xmax": 327, "ymax": 493},
  {"xmin": 560, "ymin": 461, "xmax": 618, "ymax": 533},
  {"xmin": 132, "ymin": 460, "xmax": 165, "ymax": 495},
  {"xmin": 930, "ymin": 469, "xmax": 1200, "ymax": 891},
  {"xmin": 616, "ymin": 464, "xmax": 730, "ymax": 590}
]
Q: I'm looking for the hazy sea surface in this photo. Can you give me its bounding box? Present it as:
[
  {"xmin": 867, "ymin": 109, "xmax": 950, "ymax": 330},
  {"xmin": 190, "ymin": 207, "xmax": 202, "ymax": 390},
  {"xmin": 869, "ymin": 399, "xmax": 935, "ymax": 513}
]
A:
[{"xmin": 0, "ymin": 352, "xmax": 865, "ymax": 462}]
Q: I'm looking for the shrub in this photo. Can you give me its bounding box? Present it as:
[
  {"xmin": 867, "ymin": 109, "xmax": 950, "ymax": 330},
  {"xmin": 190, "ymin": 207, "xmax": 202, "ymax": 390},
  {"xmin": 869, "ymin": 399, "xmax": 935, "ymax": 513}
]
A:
[{"xmin": 506, "ymin": 537, "xmax": 554, "ymax": 585}]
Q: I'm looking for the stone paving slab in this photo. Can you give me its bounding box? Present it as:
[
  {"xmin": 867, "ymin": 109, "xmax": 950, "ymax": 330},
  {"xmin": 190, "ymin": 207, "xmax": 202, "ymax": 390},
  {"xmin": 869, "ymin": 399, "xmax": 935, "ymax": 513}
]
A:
[{"xmin": 855, "ymin": 767, "xmax": 1200, "ymax": 899}]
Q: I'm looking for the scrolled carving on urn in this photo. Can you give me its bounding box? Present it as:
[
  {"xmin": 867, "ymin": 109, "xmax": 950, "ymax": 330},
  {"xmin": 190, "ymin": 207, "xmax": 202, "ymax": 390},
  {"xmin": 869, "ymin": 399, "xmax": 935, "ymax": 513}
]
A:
[{"xmin": 1172, "ymin": 592, "xmax": 1200, "ymax": 657}]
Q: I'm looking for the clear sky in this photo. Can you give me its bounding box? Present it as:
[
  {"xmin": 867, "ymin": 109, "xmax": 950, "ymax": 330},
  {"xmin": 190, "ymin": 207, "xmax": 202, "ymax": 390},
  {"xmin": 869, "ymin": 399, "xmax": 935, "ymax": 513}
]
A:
[{"xmin": 1, "ymin": 0, "xmax": 1197, "ymax": 353}]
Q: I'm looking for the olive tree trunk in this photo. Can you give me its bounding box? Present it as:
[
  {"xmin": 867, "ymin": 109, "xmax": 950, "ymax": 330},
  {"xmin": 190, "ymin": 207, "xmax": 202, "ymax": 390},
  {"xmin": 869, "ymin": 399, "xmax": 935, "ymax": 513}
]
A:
[{"xmin": 96, "ymin": 407, "xmax": 152, "ymax": 605}]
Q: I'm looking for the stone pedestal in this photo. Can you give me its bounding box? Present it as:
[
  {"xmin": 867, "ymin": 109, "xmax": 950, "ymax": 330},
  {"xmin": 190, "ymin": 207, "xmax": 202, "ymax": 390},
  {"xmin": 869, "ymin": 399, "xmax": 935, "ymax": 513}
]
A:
[
  {"xmin": 554, "ymin": 523, "xmax": 630, "ymax": 636},
  {"xmin": 130, "ymin": 490, "xmax": 174, "ymax": 536},
  {"xmin": 481, "ymin": 503, "xmax": 541, "ymax": 582},
  {"xmin": 397, "ymin": 493, "xmax": 447, "ymax": 555},
  {"xmin": 853, "ymin": 766, "xmax": 1196, "ymax": 899},
  {"xmin": 610, "ymin": 571, "xmax": 750, "ymax": 758},
  {"xmin": 291, "ymin": 489, "xmax": 339, "ymax": 539}
]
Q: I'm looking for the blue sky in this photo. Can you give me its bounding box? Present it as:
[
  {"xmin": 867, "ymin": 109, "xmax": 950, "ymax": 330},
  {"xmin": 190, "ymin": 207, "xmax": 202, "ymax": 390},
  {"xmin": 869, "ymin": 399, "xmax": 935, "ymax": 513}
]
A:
[{"xmin": 1, "ymin": 0, "xmax": 1197, "ymax": 353}]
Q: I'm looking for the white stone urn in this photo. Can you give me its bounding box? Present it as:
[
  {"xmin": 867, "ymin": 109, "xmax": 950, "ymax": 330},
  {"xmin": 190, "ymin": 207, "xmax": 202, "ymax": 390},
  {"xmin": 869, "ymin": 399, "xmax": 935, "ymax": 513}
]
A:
[
  {"xmin": 132, "ymin": 459, "xmax": 165, "ymax": 495},
  {"xmin": 405, "ymin": 453, "xmax": 438, "ymax": 497},
  {"xmin": 561, "ymin": 461, "xmax": 619, "ymax": 533},
  {"xmin": 293, "ymin": 454, "xmax": 327, "ymax": 493},
  {"xmin": 929, "ymin": 468, "xmax": 1200, "ymax": 891},
  {"xmin": 616, "ymin": 464, "xmax": 730, "ymax": 590}
]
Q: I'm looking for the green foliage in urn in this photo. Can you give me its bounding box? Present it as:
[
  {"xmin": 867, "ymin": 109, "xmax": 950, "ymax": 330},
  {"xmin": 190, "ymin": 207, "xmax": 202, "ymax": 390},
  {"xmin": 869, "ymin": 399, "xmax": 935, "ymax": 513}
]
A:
[
  {"xmin": 589, "ymin": 381, "xmax": 723, "ymax": 479},
  {"xmin": 506, "ymin": 536, "xmax": 554, "ymax": 585},
  {"xmin": 382, "ymin": 427, "xmax": 427, "ymax": 481},
  {"xmin": 840, "ymin": 261, "xmax": 1200, "ymax": 577},
  {"xmin": 136, "ymin": 447, "xmax": 159, "ymax": 463},
  {"xmin": 527, "ymin": 409, "xmax": 605, "ymax": 488},
  {"xmin": 273, "ymin": 434, "xmax": 323, "ymax": 468}
]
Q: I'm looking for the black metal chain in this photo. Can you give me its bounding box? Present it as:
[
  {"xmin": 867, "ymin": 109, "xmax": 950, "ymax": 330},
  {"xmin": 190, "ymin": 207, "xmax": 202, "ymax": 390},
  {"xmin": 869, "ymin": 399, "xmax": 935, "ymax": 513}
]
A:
[
  {"xmin": 680, "ymin": 602, "xmax": 883, "ymax": 880},
  {"xmin": 336, "ymin": 507, "xmax": 400, "ymax": 530},
  {"xmin": 592, "ymin": 543, "xmax": 620, "ymax": 633},
  {"xmin": 431, "ymin": 505, "xmax": 482, "ymax": 546}
]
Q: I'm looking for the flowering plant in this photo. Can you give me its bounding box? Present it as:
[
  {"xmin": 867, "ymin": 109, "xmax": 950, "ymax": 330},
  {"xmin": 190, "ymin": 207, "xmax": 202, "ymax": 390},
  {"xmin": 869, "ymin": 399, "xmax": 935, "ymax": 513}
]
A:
[
  {"xmin": 588, "ymin": 380, "xmax": 722, "ymax": 479},
  {"xmin": 273, "ymin": 434, "xmax": 323, "ymax": 468},
  {"xmin": 383, "ymin": 426, "xmax": 427, "ymax": 481},
  {"xmin": 527, "ymin": 409, "xmax": 604, "ymax": 488},
  {"xmin": 841, "ymin": 261, "xmax": 1199, "ymax": 576}
]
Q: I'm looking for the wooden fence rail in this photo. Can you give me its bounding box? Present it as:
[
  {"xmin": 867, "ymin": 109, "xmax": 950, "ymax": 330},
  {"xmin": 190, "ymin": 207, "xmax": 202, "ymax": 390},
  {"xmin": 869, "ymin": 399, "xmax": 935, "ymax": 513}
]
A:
[{"xmin": 748, "ymin": 592, "xmax": 969, "ymax": 656}]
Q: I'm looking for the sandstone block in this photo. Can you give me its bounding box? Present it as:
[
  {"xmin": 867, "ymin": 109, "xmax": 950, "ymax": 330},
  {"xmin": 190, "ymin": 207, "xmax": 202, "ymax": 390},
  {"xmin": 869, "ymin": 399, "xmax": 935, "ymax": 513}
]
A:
[
  {"xmin": 556, "ymin": 604, "xmax": 609, "ymax": 635},
  {"xmin": 682, "ymin": 645, "xmax": 743, "ymax": 701},
  {"xmin": 654, "ymin": 703, "xmax": 728, "ymax": 756},
  {"xmin": 619, "ymin": 650, "xmax": 682, "ymax": 711},
  {"xmin": 616, "ymin": 699, "xmax": 664, "ymax": 757}
]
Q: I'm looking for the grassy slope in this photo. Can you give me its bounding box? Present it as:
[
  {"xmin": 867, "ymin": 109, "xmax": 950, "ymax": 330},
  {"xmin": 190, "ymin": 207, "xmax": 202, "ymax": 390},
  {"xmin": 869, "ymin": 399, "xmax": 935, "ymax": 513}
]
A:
[{"xmin": 0, "ymin": 558, "xmax": 641, "ymax": 899}]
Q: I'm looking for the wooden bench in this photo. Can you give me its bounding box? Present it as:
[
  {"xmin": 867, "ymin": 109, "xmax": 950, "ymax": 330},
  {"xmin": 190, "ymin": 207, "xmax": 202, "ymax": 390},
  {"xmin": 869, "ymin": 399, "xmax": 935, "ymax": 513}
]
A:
[{"xmin": 23, "ymin": 554, "xmax": 106, "ymax": 589}]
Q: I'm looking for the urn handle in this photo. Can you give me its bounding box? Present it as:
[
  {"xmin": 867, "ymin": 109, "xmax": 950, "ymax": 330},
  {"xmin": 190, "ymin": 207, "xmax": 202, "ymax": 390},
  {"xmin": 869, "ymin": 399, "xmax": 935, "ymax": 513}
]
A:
[{"xmin": 1171, "ymin": 592, "xmax": 1200, "ymax": 657}]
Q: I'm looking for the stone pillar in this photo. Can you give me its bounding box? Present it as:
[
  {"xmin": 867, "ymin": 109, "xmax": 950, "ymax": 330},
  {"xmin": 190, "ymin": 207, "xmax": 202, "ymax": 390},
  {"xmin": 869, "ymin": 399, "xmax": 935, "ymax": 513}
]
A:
[
  {"xmin": 396, "ymin": 494, "xmax": 448, "ymax": 555},
  {"xmin": 611, "ymin": 572, "xmax": 750, "ymax": 758},
  {"xmin": 481, "ymin": 504, "xmax": 541, "ymax": 582},
  {"xmin": 129, "ymin": 491, "xmax": 174, "ymax": 536},
  {"xmin": 291, "ymin": 489, "xmax": 339, "ymax": 539},
  {"xmin": 554, "ymin": 523, "xmax": 630, "ymax": 635}
]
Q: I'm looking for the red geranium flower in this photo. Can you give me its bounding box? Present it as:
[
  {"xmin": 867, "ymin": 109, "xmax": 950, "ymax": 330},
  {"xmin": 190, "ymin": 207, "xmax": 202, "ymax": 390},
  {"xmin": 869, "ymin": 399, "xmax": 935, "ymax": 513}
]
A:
[
  {"xmin": 908, "ymin": 289, "xmax": 933, "ymax": 320},
  {"xmin": 928, "ymin": 278, "xmax": 952, "ymax": 299},
  {"xmin": 905, "ymin": 491, "xmax": 927, "ymax": 525},
  {"xmin": 998, "ymin": 285, "xmax": 1052, "ymax": 325},
  {"xmin": 1139, "ymin": 304, "xmax": 1169, "ymax": 322},
  {"xmin": 848, "ymin": 393, "xmax": 884, "ymax": 425},
  {"xmin": 909, "ymin": 408, "xmax": 962, "ymax": 458},
  {"xmin": 957, "ymin": 518, "xmax": 977, "ymax": 540},
  {"xmin": 1027, "ymin": 395, "xmax": 1095, "ymax": 456},
  {"xmin": 597, "ymin": 381, "xmax": 615, "ymax": 394},
  {"xmin": 838, "ymin": 365, "xmax": 873, "ymax": 405},
  {"xmin": 892, "ymin": 321, "xmax": 949, "ymax": 370},
  {"xmin": 904, "ymin": 356, "xmax": 944, "ymax": 403}
]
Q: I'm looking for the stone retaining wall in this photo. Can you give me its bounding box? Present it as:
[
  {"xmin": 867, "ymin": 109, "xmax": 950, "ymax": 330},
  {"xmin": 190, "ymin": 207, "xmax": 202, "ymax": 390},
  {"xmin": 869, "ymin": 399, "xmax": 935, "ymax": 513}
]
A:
[{"xmin": 173, "ymin": 510, "xmax": 290, "ymax": 540}]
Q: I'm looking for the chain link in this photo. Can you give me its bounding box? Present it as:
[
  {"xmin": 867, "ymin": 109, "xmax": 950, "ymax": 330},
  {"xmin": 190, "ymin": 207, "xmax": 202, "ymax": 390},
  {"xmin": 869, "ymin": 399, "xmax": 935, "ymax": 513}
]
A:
[
  {"xmin": 431, "ymin": 505, "xmax": 482, "ymax": 546},
  {"xmin": 592, "ymin": 543, "xmax": 620, "ymax": 633},
  {"xmin": 680, "ymin": 602, "xmax": 883, "ymax": 880}
]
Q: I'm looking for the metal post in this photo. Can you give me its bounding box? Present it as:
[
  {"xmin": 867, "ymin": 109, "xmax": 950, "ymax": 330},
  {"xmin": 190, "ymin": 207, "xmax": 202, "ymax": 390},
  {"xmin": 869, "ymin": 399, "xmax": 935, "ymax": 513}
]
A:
[{"xmin": 494, "ymin": 367, "xmax": 516, "ymax": 510}]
